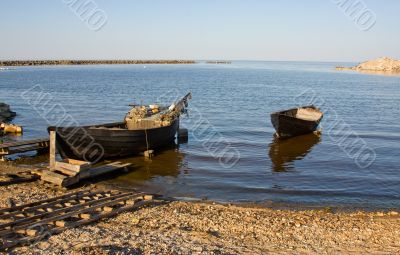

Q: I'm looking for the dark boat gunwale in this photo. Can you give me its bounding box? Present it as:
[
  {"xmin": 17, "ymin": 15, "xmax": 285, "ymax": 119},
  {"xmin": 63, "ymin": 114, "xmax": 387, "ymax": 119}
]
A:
[
  {"xmin": 270, "ymin": 105, "xmax": 323, "ymax": 123},
  {"xmin": 48, "ymin": 120, "xmax": 175, "ymax": 132},
  {"xmin": 270, "ymin": 105, "xmax": 323, "ymax": 139}
]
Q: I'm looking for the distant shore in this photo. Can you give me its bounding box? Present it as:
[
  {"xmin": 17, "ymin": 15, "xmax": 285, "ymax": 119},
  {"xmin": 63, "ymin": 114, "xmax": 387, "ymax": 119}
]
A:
[
  {"xmin": 0, "ymin": 60, "xmax": 197, "ymax": 66},
  {"xmin": 336, "ymin": 57, "xmax": 400, "ymax": 74},
  {"xmin": 206, "ymin": 61, "xmax": 232, "ymax": 64}
]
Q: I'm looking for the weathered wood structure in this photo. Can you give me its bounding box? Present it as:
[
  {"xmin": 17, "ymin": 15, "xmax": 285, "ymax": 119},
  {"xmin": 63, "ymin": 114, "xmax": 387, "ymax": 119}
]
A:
[
  {"xmin": 0, "ymin": 190, "xmax": 157, "ymax": 251},
  {"xmin": 37, "ymin": 131, "xmax": 131, "ymax": 187},
  {"xmin": 48, "ymin": 92, "xmax": 191, "ymax": 161},
  {"xmin": 37, "ymin": 161, "xmax": 132, "ymax": 187},
  {"xmin": 0, "ymin": 138, "xmax": 49, "ymax": 161}
]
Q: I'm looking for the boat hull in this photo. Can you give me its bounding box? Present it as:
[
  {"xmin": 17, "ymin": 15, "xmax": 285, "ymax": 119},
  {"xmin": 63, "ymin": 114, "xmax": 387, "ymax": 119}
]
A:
[
  {"xmin": 48, "ymin": 119, "xmax": 179, "ymax": 162},
  {"xmin": 271, "ymin": 106, "xmax": 323, "ymax": 139}
]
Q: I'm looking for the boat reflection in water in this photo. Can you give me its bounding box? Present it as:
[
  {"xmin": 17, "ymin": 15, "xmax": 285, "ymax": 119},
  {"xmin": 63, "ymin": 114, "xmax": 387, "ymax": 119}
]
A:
[
  {"xmin": 268, "ymin": 133, "xmax": 321, "ymax": 172},
  {"xmin": 110, "ymin": 143, "xmax": 185, "ymax": 192}
]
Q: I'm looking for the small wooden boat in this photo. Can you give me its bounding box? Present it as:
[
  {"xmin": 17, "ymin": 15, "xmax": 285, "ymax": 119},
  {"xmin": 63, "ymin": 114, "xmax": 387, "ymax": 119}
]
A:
[
  {"xmin": 270, "ymin": 105, "xmax": 323, "ymax": 139},
  {"xmin": 48, "ymin": 93, "xmax": 191, "ymax": 162}
]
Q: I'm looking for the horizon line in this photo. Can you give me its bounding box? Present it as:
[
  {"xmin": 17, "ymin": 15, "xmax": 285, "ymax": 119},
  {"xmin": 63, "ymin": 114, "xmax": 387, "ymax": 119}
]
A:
[{"xmin": 0, "ymin": 59, "xmax": 362, "ymax": 63}]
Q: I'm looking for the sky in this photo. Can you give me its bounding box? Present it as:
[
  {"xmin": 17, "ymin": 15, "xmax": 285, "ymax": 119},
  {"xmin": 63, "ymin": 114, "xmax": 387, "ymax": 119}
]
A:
[{"xmin": 0, "ymin": 0, "xmax": 399, "ymax": 62}]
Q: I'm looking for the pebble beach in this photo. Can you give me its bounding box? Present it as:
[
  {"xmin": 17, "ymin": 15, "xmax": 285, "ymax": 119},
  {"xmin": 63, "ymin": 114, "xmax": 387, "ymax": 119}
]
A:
[
  {"xmin": 2, "ymin": 0, "xmax": 400, "ymax": 253},
  {"xmin": 1, "ymin": 163, "xmax": 399, "ymax": 254}
]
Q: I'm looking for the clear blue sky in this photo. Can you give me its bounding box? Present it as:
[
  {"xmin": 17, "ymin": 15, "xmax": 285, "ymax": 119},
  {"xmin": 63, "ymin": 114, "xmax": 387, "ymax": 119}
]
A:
[{"xmin": 0, "ymin": 0, "xmax": 399, "ymax": 61}]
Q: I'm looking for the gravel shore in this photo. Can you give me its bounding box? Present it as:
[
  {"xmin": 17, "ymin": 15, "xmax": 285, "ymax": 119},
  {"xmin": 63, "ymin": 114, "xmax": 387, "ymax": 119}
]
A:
[{"xmin": 1, "ymin": 163, "xmax": 399, "ymax": 254}]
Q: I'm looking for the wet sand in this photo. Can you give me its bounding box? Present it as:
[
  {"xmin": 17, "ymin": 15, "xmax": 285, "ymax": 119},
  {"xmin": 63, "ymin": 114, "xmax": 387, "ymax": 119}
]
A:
[{"xmin": 1, "ymin": 163, "xmax": 399, "ymax": 254}]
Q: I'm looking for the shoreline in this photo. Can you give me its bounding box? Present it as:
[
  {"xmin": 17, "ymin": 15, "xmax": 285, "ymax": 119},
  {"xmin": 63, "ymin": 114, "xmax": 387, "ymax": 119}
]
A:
[
  {"xmin": 3, "ymin": 159, "xmax": 399, "ymax": 212},
  {"xmin": 1, "ymin": 163, "xmax": 399, "ymax": 254},
  {"xmin": 0, "ymin": 60, "xmax": 197, "ymax": 67}
]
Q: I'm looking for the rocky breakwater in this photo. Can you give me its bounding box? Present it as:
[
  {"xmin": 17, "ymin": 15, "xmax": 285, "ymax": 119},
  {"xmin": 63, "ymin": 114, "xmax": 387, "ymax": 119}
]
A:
[
  {"xmin": 336, "ymin": 57, "xmax": 400, "ymax": 73},
  {"xmin": 0, "ymin": 60, "xmax": 197, "ymax": 66},
  {"xmin": 0, "ymin": 102, "xmax": 16, "ymax": 122}
]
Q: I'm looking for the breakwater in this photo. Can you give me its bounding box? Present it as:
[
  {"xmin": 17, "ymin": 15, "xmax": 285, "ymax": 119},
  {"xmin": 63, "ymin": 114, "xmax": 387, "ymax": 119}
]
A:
[
  {"xmin": 0, "ymin": 60, "xmax": 197, "ymax": 66},
  {"xmin": 206, "ymin": 61, "xmax": 232, "ymax": 64}
]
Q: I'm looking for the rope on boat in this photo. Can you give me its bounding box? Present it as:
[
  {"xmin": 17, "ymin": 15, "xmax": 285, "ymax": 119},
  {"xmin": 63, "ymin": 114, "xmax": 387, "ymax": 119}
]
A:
[{"xmin": 144, "ymin": 128, "xmax": 149, "ymax": 152}]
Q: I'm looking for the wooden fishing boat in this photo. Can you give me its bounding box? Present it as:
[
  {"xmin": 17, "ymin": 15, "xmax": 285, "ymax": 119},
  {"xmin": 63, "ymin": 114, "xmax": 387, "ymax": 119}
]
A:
[
  {"xmin": 48, "ymin": 93, "xmax": 191, "ymax": 162},
  {"xmin": 270, "ymin": 105, "xmax": 323, "ymax": 139}
]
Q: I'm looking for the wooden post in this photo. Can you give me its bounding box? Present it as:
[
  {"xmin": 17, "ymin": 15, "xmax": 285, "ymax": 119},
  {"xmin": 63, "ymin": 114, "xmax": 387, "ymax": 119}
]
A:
[
  {"xmin": 49, "ymin": 130, "xmax": 56, "ymax": 170},
  {"xmin": 144, "ymin": 150, "xmax": 154, "ymax": 158}
]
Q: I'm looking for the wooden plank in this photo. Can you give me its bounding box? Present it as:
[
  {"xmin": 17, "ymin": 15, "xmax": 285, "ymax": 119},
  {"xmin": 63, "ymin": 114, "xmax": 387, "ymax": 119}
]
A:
[
  {"xmin": 144, "ymin": 195, "xmax": 154, "ymax": 200},
  {"xmin": 0, "ymin": 140, "xmax": 49, "ymax": 160},
  {"xmin": 0, "ymin": 148, "xmax": 9, "ymax": 156},
  {"xmin": 79, "ymin": 213, "xmax": 92, "ymax": 220},
  {"xmin": 40, "ymin": 170, "xmax": 66, "ymax": 187},
  {"xmin": 49, "ymin": 131, "xmax": 56, "ymax": 170},
  {"xmin": 0, "ymin": 145, "xmax": 48, "ymax": 156},
  {"xmin": 66, "ymin": 159, "xmax": 91, "ymax": 166},
  {"xmin": 102, "ymin": 206, "xmax": 113, "ymax": 212},
  {"xmin": 61, "ymin": 175, "xmax": 80, "ymax": 187},
  {"xmin": 7, "ymin": 145, "xmax": 43, "ymax": 154},
  {"xmin": 54, "ymin": 160, "xmax": 91, "ymax": 174},
  {"xmin": 54, "ymin": 162, "xmax": 81, "ymax": 174},
  {"xmin": 54, "ymin": 220, "xmax": 67, "ymax": 227},
  {"xmin": 53, "ymin": 167, "xmax": 77, "ymax": 177},
  {"xmin": 79, "ymin": 162, "xmax": 131, "ymax": 180},
  {"xmin": 0, "ymin": 138, "xmax": 49, "ymax": 149},
  {"xmin": 40, "ymin": 161, "xmax": 131, "ymax": 187}
]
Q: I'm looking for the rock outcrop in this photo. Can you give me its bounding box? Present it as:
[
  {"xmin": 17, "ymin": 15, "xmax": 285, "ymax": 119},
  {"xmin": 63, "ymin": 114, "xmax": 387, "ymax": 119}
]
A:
[
  {"xmin": 336, "ymin": 57, "xmax": 400, "ymax": 73},
  {"xmin": 0, "ymin": 103, "xmax": 16, "ymax": 122}
]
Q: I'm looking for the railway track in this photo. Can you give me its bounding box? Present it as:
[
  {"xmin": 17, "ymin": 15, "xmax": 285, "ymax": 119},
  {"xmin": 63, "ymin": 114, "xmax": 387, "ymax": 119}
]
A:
[{"xmin": 0, "ymin": 190, "xmax": 156, "ymax": 251}]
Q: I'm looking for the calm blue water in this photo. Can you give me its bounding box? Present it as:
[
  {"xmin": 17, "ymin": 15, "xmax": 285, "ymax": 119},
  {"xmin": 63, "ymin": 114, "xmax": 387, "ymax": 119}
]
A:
[{"xmin": 1, "ymin": 61, "xmax": 399, "ymax": 209}]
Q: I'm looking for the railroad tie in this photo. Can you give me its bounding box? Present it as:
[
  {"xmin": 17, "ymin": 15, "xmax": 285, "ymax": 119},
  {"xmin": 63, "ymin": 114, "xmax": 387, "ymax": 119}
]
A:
[{"xmin": 0, "ymin": 190, "xmax": 158, "ymax": 251}]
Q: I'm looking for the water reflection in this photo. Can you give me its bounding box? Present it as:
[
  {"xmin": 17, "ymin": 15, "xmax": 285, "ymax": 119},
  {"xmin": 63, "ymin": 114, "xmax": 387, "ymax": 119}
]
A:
[
  {"xmin": 0, "ymin": 133, "xmax": 23, "ymax": 143},
  {"xmin": 115, "ymin": 144, "xmax": 184, "ymax": 183},
  {"xmin": 268, "ymin": 133, "xmax": 321, "ymax": 172},
  {"xmin": 357, "ymin": 70, "xmax": 400, "ymax": 76}
]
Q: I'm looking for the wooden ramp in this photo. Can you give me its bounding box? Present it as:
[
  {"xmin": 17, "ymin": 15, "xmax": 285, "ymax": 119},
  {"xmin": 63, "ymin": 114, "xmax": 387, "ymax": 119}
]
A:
[
  {"xmin": 0, "ymin": 190, "xmax": 156, "ymax": 251},
  {"xmin": 35, "ymin": 130, "xmax": 132, "ymax": 187},
  {"xmin": 0, "ymin": 138, "xmax": 49, "ymax": 161},
  {"xmin": 36, "ymin": 161, "xmax": 132, "ymax": 187}
]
